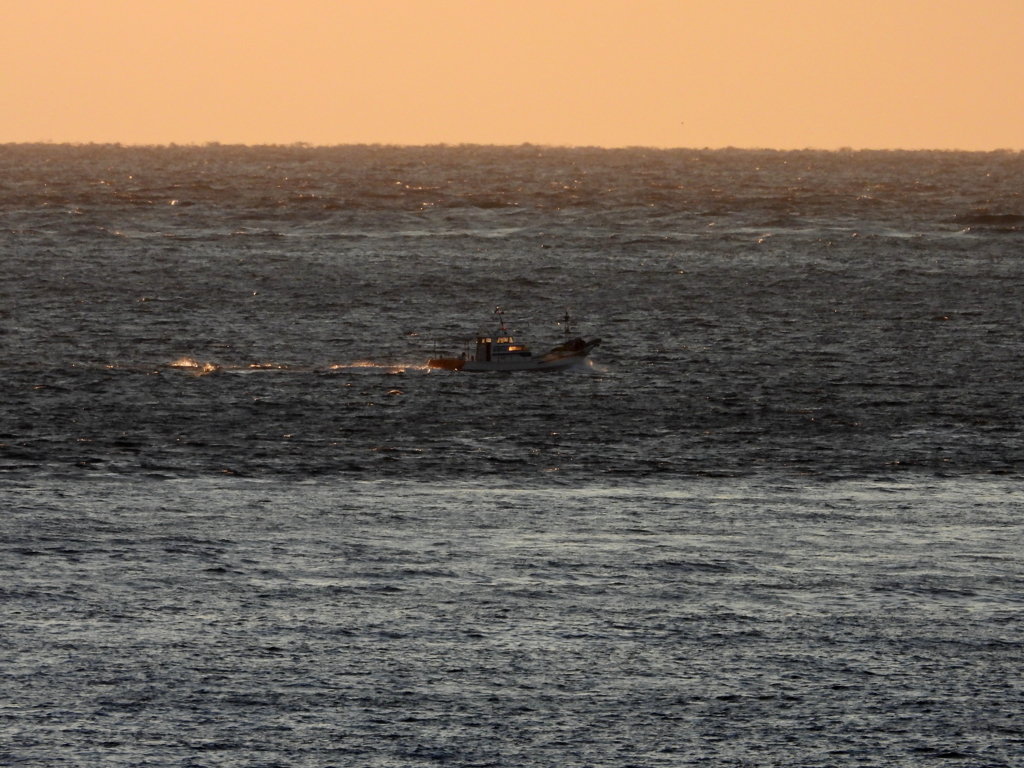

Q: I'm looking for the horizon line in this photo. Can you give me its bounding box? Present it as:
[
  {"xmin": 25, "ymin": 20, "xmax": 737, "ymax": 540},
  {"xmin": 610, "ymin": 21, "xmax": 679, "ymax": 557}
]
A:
[{"xmin": 2, "ymin": 141, "xmax": 1022, "ymax": 154}]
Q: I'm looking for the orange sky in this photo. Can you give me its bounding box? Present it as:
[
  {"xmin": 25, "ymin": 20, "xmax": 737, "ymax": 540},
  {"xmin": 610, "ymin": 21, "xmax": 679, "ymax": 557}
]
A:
[{"xmin": 2, "ymin": 0, "xmax": 1022, "ymax": 149}]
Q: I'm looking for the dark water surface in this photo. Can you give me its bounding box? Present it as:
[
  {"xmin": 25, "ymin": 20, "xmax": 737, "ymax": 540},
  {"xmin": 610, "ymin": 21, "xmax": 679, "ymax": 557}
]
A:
[
  {"xmin": 2, "ymin": 145, "xmax": 1023, "ymax": 765},
  {"xmin": 2, "ymin": 144, "xmax": 1023, "ymax": 479}
]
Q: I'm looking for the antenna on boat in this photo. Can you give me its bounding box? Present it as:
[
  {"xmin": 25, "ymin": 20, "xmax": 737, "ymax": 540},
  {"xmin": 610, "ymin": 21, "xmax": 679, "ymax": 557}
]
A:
[
  {"xmin": 561, "ymin": 308, "xmax": 573, "ymax": 340},
  {"xmin": 494, "ymin": 306, "xmax": 507, "ymax": 333}
]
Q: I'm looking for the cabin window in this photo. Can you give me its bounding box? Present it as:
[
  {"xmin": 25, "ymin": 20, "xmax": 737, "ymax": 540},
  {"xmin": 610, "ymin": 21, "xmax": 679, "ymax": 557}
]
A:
[{"xmin": 496, "ymin": 336, "xmax": 513, "ymax": 343}]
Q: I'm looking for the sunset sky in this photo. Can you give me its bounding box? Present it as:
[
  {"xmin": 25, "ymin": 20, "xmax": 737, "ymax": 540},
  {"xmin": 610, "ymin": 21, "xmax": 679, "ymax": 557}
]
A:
[{"xmin": 2, "ymin": 0, "xmax": 1022, "ymax": 149}]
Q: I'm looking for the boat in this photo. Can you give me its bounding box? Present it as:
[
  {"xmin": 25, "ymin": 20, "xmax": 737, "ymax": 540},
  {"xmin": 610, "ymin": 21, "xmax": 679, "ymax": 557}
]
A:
[{"xmin": 428, "ymin": 308, "xmax": 601, "ymax": 372}]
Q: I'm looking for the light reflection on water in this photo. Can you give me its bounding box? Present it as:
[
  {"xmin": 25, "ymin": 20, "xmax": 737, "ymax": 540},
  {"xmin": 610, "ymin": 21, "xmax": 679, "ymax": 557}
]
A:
[{"xmin": 2, "ymin": 474, "xmax": 1022, "ymax": 766}]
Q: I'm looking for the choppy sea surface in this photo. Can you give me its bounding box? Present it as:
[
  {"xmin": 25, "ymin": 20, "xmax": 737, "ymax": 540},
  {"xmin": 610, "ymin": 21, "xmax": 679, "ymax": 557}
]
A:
[{"xmin": 2, "ymin": 145, "xmax": 1023, "ymax": 766}]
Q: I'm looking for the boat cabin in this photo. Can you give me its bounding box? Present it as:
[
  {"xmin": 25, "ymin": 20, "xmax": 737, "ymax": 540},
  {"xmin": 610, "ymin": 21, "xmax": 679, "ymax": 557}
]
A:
[{"xmin": 475, "ymin": 334, "xmax": 530, "ymax": 362}]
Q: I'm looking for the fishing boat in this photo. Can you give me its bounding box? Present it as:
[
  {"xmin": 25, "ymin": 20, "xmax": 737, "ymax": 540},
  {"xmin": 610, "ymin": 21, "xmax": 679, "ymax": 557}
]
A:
[{"xmin": 428, "ymin": 308, "xmax": 601, "ymax": 372}]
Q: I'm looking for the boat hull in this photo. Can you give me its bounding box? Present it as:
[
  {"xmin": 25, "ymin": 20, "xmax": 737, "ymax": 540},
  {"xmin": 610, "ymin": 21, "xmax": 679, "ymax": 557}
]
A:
[
  {"xmin": 426, "ymin": 357, "xmax": 466, "ymax": 371},
  {"xmin": 460, "ymin": 339, "xmax": 600, "ymax": 372}
]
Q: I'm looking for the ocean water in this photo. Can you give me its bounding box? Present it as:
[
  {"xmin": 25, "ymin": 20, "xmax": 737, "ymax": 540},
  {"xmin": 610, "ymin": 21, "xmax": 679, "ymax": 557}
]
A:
[{"xmin": 2, "ymin": 145, "xmax": 1023, "ymax": 766}]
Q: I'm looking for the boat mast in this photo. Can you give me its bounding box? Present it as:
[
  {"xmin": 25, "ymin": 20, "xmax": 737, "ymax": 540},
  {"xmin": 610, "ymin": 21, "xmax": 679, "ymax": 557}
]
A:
[{"xmin": 494, "ymin": 306, "xmax": 508, "ymax": 334}]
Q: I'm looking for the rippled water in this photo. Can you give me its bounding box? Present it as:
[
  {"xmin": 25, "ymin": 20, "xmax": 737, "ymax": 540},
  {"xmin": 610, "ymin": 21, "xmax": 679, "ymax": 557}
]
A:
[
  {"xmin": 2, "ymin": 145, "xmax": 1023, "ymax": 479},
  {"xmin": 2, "ymin": 145, "xmax": 1023, "ymax": 765},
  {"xmin": 4, "ymin": 476, "xmax": 1024, "ymax": 766}
]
